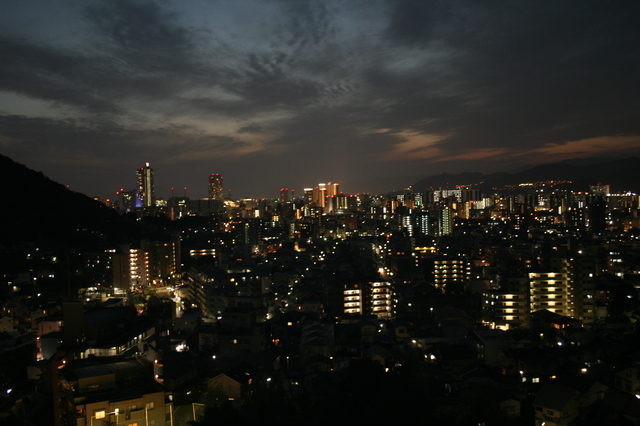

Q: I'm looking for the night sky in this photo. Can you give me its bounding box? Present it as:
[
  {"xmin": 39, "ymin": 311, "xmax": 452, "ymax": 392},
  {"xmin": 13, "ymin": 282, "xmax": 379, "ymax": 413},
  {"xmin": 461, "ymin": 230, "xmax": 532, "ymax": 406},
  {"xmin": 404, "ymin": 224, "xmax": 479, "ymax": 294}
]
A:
[{"xmin": 1, "ymin": 1, "xmax": 640, "ymax": 199}]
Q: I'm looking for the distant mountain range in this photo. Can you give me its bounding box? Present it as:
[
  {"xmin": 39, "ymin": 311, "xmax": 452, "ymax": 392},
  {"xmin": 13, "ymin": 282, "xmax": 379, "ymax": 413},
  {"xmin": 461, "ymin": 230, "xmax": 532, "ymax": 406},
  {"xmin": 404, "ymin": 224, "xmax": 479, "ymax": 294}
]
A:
[{"xmin": 411, "ymin": 157, "xmax": 640, "ymax": 193}]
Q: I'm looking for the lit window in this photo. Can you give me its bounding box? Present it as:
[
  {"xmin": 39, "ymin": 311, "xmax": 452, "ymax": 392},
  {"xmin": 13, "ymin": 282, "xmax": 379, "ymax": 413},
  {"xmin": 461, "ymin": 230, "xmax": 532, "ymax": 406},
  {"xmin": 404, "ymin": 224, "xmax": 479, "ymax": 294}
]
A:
[{"xmin": 95, "ymin": 410, "xmax": 106, "ymax": 420}]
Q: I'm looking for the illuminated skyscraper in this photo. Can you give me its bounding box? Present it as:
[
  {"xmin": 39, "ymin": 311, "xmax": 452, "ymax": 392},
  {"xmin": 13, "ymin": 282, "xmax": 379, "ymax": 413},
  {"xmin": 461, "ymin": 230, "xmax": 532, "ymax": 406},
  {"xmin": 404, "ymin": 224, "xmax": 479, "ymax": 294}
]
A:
[
  {"xmin": 135, "ymin": 162, "xmax": 155, "ymax": 208},
  {"xmin": 303, "ymin": 188, "xmax": 314, "ymax": 203},
  {"xmin": 313, "ymin": 183, "xmax": 327, "ymax": 208},
  {"xmin": 327, "ymin": 182, "xmax": 340, "ymax": 197},
  {"xmin": 209, "ymin": 174, "xmax": 224, "ymax": 202}
]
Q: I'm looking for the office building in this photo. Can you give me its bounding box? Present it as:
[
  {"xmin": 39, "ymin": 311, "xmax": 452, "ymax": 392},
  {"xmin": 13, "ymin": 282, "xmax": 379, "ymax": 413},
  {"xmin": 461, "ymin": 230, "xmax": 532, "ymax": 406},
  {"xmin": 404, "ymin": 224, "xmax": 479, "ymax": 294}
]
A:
[
  {"xmin": 209, "ymin": 173, "xmax": 224, "ymax": 202},
  {"xmin": 313, "ymin": 184, "xmax": 327, "ymax": 208},
  {"xmin": 303, "ymin": 188, "xmax": 314, "ymax": 203},
  {"xmin": 280, "ymin": 188, "xmax": 291, "ymax": 203},
  {"xmin": 327, "ymin": 182, "xmax": 340, "ymax": 197},
  {"xmin": 135, "ymin": 162, "xmax": 155, "ymax": 208}
]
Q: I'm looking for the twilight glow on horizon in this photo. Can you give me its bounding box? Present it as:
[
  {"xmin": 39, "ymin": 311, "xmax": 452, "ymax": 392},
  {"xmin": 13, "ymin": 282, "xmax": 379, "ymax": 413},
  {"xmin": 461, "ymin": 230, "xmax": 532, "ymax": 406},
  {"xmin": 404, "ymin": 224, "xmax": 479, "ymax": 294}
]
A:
[{"xmin": 1, "ymin": 0, "xmax": 639, "ymax": 199}]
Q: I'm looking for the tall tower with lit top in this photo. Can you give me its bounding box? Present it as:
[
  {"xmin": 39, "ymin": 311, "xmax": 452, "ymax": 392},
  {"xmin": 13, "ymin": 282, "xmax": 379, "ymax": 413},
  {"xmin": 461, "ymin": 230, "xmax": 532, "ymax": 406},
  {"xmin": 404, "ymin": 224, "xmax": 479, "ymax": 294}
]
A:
[{"xmin": 135, "ymin": 162, "xmax": 155, "ymax": 208}]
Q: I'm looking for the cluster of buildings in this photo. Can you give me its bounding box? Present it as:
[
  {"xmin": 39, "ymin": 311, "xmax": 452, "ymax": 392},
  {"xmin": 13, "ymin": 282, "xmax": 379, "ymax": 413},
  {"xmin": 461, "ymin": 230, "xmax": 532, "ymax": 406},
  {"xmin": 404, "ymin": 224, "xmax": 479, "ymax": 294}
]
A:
[
  {"xmin": 6, "ymin": 163, "xmax": 640, "ymax": 424},
  {"xmin": 109, "ymin": 164, "xmax": 226, "ymax": 219}
]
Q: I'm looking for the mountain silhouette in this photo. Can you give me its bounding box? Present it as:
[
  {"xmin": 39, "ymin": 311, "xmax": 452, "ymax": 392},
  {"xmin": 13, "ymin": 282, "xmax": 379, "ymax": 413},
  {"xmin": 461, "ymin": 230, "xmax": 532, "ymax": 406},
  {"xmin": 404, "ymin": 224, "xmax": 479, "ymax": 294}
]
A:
[
  {"xmin": 0, "ymin": 153, "xmax": 120, "ymax": 245},
  {"xmin": 412, "ymin": 157, "xmax": 640, "ymax": 193}
]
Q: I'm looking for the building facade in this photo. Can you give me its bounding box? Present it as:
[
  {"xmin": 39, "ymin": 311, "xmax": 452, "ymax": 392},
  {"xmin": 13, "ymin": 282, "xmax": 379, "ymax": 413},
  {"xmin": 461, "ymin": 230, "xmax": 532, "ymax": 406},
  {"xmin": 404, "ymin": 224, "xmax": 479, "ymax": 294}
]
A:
[
  {"xmin": 136, "ymin": 162, "xmax": 155, "ymax": 209},
  {"xmin": 57, "ymin": 356, "xmax": 172, "ymax": 426},
  {"xmin": 209, "ymin": 174, "xmax": 224, "ymax": 202}
]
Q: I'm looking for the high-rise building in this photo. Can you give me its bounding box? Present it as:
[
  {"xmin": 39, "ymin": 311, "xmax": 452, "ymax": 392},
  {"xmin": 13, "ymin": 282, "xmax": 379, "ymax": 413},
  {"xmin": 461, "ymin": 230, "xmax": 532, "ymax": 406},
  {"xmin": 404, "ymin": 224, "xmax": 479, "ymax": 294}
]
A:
[
  {"xmin": 113, "ymin": 237, "xmax": 181, "ymax": 289},
  {"xmin": 413, "ymin": 211, "xmax": 431, "ymax": 236},
  {"xmin": 209, "ymin": 173, "xmax": 224, "ymax": 202},
  {"xmin": 482, "ymin": 276, "xmax": 529, "ymax": 330},
  {"xmin": 438, "ymin": 204, "xmax": 452, "ymax": 236},
  {"xmin": 590, "ymin": 184, "xmax": 610, "ymax": 196},
  {"xmin": 529, "ymin": 271, "xmax": 571, "ymax": 318},
  {"xmin": 280, "ymin": 188, "xmax": 291, "ymax": 203},
  {"xmin": 303, "ymin": 188, "xmax": 314, "ymax": 203},
  {"xmin": 313, "ymin": 184, "xmax": 327, "ymax": 208},
  {"xmin": 135, "ymin": 162, "xmax": 155, "ymax": 208},
  {"xmin": 327, "ymin": 182, "xmax": 340, "ymax": 197},
  {"xmin": 431, "ymin": 256, "xmax": 471, "ymax": 288},
  {"xmin": 113, "ymin": 188, "xmax": 136, "ymax": 213}
]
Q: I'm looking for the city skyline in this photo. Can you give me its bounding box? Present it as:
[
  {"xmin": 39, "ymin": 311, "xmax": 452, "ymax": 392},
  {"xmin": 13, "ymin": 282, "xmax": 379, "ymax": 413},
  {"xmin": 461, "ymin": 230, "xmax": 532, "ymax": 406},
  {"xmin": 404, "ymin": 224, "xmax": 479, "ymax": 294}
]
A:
[{"xmin": 1, "ymin": 1, "xmax": 640, "ymax": 199}]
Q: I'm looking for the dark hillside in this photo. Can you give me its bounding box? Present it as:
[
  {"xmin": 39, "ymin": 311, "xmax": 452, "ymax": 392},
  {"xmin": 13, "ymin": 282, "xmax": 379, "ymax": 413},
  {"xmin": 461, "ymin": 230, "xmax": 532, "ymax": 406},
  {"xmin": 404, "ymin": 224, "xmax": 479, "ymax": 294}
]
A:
[{"xmin": 0, "ymin": 153, "xmax": 120, "ymax": 245}]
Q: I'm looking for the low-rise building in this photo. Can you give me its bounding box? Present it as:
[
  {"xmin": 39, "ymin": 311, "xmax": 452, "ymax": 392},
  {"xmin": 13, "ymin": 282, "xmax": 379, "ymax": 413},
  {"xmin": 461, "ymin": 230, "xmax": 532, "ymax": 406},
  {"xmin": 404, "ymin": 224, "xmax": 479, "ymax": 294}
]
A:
[{"xmin": 57, "ymin": 356, "xmax": 172, "ymax": 426}]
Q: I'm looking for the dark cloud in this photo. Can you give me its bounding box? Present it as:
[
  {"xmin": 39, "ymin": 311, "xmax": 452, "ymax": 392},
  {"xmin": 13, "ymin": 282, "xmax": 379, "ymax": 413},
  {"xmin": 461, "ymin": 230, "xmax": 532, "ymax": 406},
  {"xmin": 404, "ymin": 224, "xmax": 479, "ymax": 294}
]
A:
[
  {"xmin": 0, "ymin": 113, "xmax": 249, "ymax": 164},
  {"xmin": 0, "ymin": 35, "xmax": 122, "ymax": 114},
  {"xmin": 385, "ymin": 0, "xmax": 451, "ymax": 46},
  {"xmin": 276, "ymin": 0, "xmax": 333, "ymax": 48},
  {"xmin": 237, "ymin": 123, "xmax": 266, "ymax": 134},
  {"xmin": 235, "ymin": 52, "xmax": 324, "ymax": 108},
  {"xmin": 85, "ymin": 0, "xmax": 192, "ymax": 55}
]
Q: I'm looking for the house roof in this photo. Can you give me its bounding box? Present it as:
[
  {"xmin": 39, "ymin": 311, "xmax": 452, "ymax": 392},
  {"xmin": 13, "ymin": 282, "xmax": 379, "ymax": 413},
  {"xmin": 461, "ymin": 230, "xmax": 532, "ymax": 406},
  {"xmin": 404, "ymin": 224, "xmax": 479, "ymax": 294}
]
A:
[
  {"xmin": 533, "ymin": 382, "xmax": 581, "ymax": 411},
  {"xmin": 65, "ymin": 357, "xmax": 147, "ymax": 380},
  {"xmin": 602, "ymin": 390, "xmax": 640, "ymax": 420}
]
